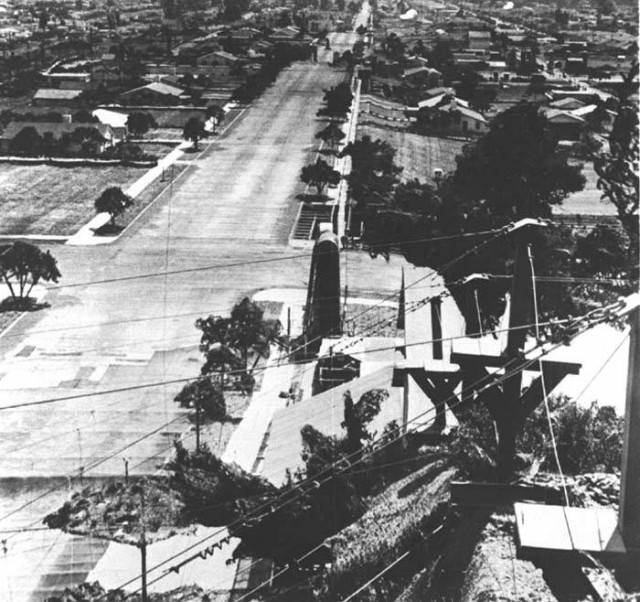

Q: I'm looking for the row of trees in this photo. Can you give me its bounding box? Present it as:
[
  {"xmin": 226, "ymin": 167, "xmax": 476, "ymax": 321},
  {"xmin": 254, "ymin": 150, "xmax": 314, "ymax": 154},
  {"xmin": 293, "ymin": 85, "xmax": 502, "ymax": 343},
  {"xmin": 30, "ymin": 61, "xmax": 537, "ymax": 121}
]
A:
[
  {"xmin": 7, "ymin": 127, "xmax": 159, "ymax": 163},
  {"xmin": 298, "ymin": 83, "xmax": 354, "ymax": 198},
  {"xmin": 9, "ymin": 126, "xmax": 106, "ymax": 158}
]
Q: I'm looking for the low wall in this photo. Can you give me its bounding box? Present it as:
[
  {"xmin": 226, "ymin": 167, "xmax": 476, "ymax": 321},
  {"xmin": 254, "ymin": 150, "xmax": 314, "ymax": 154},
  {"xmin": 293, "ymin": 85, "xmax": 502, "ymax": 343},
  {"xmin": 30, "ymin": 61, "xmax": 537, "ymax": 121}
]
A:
[{"xmin": 0, "ymin": 156, "xmax": 157, "ymax": 168}]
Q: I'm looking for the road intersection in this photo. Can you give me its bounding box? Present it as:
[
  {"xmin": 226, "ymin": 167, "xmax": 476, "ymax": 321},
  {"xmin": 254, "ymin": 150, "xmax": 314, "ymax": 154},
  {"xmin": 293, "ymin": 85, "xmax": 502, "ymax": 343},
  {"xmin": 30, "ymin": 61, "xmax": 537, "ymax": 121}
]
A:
[{"xmin": 0, "ymin": 59, "xmax": 408, "ymax": 600}]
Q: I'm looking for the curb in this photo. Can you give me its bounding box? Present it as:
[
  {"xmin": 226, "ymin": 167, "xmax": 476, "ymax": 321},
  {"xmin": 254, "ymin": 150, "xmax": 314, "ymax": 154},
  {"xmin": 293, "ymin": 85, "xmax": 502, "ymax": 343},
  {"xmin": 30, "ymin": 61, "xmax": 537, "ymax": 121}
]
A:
[
  {"xmin": 65, "ymin": 108, "xmax": 248, "ymax": 247},
  {"xmin": 0, "ymin": 310, "xmax": 27, "ymax": 342}
]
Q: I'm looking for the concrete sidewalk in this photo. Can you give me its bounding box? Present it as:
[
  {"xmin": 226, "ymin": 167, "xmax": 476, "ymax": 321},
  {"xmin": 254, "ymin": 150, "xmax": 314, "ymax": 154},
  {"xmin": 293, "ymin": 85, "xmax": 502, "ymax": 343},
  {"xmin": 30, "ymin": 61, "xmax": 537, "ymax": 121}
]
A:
[{"xmin": 66, "ymin": 142, "xmax": 191, "ymax": 247}]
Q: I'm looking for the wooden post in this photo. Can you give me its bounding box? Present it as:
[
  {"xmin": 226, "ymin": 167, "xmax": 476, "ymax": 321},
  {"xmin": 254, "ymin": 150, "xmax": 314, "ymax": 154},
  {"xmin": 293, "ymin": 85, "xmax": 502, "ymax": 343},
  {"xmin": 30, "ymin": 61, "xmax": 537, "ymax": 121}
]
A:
[
  {"xmin": 431, "ymin": 296, "xmax": 443, "ymax": 360},
  {"xmin": 140, "ymin": 486, "xmax": 148, "ymax": 602},
  {"xmin": 498, "ymin": 222, "xmax": 543, "ymax": 481},
  {"xmin": 619, "ymin": 306, "xmax": 640, "ymax": 551},
  {"xmin": 195, "ymin": 403, "xmax": 201, "ymax": 453},
  {"xmin": 397, "ymin": 268, "xmax": 405, "ymax": 330}
]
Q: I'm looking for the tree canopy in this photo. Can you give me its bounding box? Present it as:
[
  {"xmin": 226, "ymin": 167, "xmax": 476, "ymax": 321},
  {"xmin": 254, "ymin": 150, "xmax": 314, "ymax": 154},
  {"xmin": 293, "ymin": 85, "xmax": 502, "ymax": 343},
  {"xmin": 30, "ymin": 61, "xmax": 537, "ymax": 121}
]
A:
[
  {"xmin": 300, "ymin": 158, "xmax": 341, "ymax": 196},
  {"xmin": 359, "ymin": 102, "xmax": 638, "ymax": 330},
  {"xmin": 316, "ymin": 122, "xmax": 346, "ymax": 150},
  {"xmin": 195, "ymin": 298, "xmax": 281, "ymax": 392},
  {"xmin": 94, "ymin": 187, "xmax": 133, "ymax": 225},
  {"xmin": 206, "ymin": 104, "xmax": 225, "ymax": 130},
  {"xmin": 174, "ymin": 377, "xmax": 226, "ymax": 422},
  {"xmin": 339, "ymin": 135, "xmax": 403, "ymax": 209},
  {"xmin": 0, "ymin": 241, "xmax": 61, "ymax": 307},
  {"xmin": 447, "ymin": 103, "xmax": 585, "ymax": 220},
  {"xmin": 126, "ymin": 111, "xmax": 156, "ymax": 138},
  {"xmin": 183, "ymin": 116, "xmax": 205, "ymax": 149},
  {"xmin": 317, "ymin": 83, "xmax": 353, "ymax": 120},
  {"xmin": 594, "ymin": 63, "xmax": 639, "ymax": 249}
]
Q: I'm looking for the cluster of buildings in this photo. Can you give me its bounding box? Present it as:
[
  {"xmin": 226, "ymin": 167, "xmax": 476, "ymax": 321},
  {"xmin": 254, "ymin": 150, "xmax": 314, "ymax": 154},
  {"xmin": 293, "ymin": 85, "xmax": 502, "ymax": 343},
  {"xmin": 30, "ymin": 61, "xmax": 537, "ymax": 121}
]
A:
[{"xmin": 351, "ymin": 0, "xmax": 636, "ymax": 141}]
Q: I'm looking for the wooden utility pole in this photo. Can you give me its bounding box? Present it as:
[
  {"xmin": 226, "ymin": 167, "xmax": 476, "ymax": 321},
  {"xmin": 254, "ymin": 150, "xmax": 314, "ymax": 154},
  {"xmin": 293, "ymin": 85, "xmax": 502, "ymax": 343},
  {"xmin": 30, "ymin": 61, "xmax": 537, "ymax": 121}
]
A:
[
  {"xmin": 139, "ymin": 486, "xmax": 148, "ymax": 602},
  {"xmin": 497, "ymin": 220, "xmax": 541, "ymax": 481},
  {"xmin": 449, "ymin": 219, "xmax": 581, "ymax": 482},
  {"xmin": 195, "ymin": 403, "xmax": 201, "ymax": 452}
]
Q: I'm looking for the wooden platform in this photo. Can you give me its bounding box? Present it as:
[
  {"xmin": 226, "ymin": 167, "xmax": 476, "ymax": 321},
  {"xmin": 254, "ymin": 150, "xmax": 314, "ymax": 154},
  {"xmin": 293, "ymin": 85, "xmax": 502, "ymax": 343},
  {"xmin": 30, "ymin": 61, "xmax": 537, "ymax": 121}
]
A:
[{"xmin": 514, "ymin": 503, "xmax": 627, "ymax": 559}]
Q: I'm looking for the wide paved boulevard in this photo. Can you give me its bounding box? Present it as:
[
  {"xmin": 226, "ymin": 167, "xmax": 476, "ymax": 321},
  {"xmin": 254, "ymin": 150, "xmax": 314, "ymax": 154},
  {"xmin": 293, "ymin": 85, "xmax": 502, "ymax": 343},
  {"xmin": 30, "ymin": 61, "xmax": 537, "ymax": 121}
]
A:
[{"xmin": 0, "ymin": 59, "xmax": 408, "ymax": 600}]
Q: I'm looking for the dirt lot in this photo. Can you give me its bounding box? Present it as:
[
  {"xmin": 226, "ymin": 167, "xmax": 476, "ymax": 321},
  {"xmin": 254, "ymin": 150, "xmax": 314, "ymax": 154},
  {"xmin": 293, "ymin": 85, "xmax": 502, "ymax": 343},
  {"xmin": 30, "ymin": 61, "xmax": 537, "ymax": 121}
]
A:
[
  {"xmin": 0, "ymin": 160, "xmax": 186, "ymax": 236},
  {"xmin": 357, "ymin": 124, "xmax": 466, "ymax": 184}
]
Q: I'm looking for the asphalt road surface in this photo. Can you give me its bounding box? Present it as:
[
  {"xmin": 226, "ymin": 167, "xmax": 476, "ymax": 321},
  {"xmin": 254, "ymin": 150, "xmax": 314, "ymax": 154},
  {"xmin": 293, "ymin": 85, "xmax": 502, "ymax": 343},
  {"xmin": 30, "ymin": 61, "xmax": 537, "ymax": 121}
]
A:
[{"xmin": 0, "ymin": 59, "xmax": 410, "ymax": 601}]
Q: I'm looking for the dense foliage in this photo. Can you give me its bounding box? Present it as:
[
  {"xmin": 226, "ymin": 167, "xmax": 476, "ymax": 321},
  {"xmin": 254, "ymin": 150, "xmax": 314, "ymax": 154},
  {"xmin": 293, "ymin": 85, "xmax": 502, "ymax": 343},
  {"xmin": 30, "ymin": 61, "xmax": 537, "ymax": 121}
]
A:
[
  {"xmin": 450, "ymin": 396, "xmax": 624, "ymax": 480},
  {"xmin": 94, "ymin": 186, "xmax": 133, "ymax": 225},
  {"xmin": 300, "ymin": 158, "xmax": 341, "ymax": 196},
  {"xmin": 195, "ymin": 297, "xmax": 281, "ymax": 392},
  {"xmin": 182, "ymin": 116, "xmax": 205, "ymax": 149},
  {"xmin": 316, "ymin": 82, "xmax": 354, "ymax": 119},
  {"xmin": 360, "ymin": 103, "xmax": 635, "ymax": 330},
  {"xmin": 168, "ymin": 441, "xmax": 276, "ymax": 525},
  {"xmin": 127, "ymin": 111, "xmax": 157, "ymax": 138},
  {"xmin": 174, "ymin": 377, "xmax": 227, "ymax": 421},
  {"xmin": 229, "ymin": 390, "xmax": 430, "ymax": 563},
  {"xmin": 316, "ymin": 121, "xmax": 346, "ymax": 150}
]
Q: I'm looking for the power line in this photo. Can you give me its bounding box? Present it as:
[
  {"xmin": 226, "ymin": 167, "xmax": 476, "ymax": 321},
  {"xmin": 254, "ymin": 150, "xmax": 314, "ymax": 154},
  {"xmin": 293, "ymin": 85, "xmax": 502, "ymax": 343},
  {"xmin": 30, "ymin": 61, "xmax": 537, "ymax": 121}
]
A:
[
  {"xmin": 0, "ymin": 227, "xmax": 546, "ymax": 579},
  {"xmin": 0, "ymin": 315, "xmax": 569, "ymax": 414},
  {"xmin": 121, "ymin": 298, "xmax": 633, "ymax": 594},
  {"xmin": 1, "ymin": 225, "xmax": 512, "ymax": 416},
  {"xmin": 42, "ymin": 228, "xmax": 503, "ymax": 293},
  {"xmin": 120, "ymin": 330, "xmax": 569, "ymax": 593},
  {"xmin": 0, "ymin": 414, "xmax": 188, "ymax": 526}
]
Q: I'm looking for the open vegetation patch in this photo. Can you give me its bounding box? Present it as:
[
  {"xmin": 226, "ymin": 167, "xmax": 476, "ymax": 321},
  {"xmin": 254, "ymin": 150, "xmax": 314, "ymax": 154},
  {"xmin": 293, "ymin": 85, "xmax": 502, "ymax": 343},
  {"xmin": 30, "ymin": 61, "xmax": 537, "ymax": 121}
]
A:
[
  {"xmin": 0, "ymin": 163, "xmax": 150, "ymax": 236},
  {"xmin": 357, "ymin": 124, "xmax": 465, "ymax": 184}
]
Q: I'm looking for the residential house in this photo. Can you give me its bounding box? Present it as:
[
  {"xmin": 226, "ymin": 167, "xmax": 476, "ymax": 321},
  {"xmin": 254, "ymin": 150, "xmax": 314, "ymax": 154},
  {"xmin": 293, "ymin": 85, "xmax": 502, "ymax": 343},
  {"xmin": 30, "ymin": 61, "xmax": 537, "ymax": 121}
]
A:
[
  {"xmin": 548, "ymin": 96, "xmax": 586, "ymax": 111},
  {"xmin": 571, "ymin": 104, "xmax": 615, "ymax": 132},
  {"xmin": 411, "ymin": 94, "xmax": 488, "ymax": 135},
  {"xmin": 118, "ymin": 82, "xmax": 189, "ymax": 106},
  {"xmin": 92, "ymin": 108, "xmax": 129, "ymax": 133},
  {"xmin": 402, "ymin": 66, "xmax": 443, "ymax": 89},
  {"xmin": 196, "ymin": 50, "xmax": 242, "ymax": 68},
  {"xmin": 540, "ymin": 107, "xmax": 585, "ymax": 140},
  {"xmin": 32, "ymin": 88, "xmax": 84, "ymax": 107}
]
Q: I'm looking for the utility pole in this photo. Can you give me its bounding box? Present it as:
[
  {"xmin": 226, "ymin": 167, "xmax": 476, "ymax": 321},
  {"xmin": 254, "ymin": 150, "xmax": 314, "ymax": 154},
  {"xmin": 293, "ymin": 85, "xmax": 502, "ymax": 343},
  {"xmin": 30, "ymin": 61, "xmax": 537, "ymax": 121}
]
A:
[
  {"xmin": 195, "ymin": 402, "xmax": 201, "ymax": 452},
  {"xmin": 497, "ymin": 220, "xmax": 543, "ymax": 481},
  {"xmin": 139, "ymin": 486, "xmax": 148, "ymax": 602}
]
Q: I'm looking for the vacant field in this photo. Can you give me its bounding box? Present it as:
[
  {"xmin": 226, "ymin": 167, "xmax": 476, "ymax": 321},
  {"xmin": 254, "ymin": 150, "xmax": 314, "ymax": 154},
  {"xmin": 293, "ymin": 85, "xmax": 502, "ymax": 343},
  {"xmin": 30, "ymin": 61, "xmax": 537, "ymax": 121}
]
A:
[
  {"xmin": 357, "ymin": 125, "xmax": 466, "ymax": 184},
  {"xmin": 0, "ymin": 157, "xmax": 186, "ymax": 236}
]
